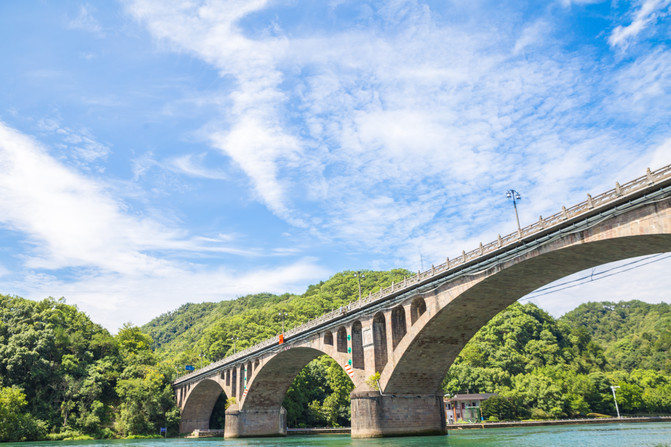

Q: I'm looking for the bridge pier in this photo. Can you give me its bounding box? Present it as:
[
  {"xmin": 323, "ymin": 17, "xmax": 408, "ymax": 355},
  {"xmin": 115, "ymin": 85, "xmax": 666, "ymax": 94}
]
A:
[
  {"xmin": 350, "ymin": 385, "xmax": 446, "ymax": 438},
  {"xmin": 224, "ymin": 404, "xmax": 287, "ymax": 438}
]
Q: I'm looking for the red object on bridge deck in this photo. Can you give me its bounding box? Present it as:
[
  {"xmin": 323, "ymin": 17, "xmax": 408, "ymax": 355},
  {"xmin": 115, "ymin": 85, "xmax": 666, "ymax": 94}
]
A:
[{"xmin": 279, "ymin": 334, "xmax": 284, "ymax": 344}]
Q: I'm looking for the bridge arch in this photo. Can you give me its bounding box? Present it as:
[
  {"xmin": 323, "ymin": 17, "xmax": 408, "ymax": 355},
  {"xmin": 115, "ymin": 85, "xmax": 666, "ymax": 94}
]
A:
[
  {"xmin": 180, "ymin": 379, "xmax": 226, "ymax": 433},
  {"xmin": 241, "ymin": 346, "xmax": 354, "ymax": 410},
  {"xmin": 381, "ymin": 202, "xmax": 671, "ymax": 394}
]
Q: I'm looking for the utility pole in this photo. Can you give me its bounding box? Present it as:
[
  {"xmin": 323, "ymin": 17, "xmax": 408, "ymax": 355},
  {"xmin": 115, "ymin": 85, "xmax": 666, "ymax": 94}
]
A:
[
  {"xmin": 611, "ymin": 385, "xmax": 621, "ymax": 418},
  {"xmin": 506, "ymin": 189, "xmax": 522, "ymax": 232},
  {"xmin": 353, "ymin": 271, "xmax": 365, "ymax": 300},
  {"xmin": 230, "ymin": 337, "xmax": 238, "ymax": 354},
  {"xmin": 279, "ymin": 311, "xmax": 288, "ymax": 334}
]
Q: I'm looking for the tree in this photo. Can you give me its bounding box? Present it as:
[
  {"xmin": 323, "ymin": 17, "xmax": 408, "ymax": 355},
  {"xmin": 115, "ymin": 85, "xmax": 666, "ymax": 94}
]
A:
[{"xmin": 0, "ymin": 386, "xmax": 46, "ymax": 441}]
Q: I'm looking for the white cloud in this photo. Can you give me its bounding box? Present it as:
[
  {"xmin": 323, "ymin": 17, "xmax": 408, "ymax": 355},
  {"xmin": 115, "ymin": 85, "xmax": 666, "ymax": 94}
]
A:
[
  {"xmin": 37, "ymin": 118, "xmax": 110, "ymax": 167},
  {"xmin": 0, "ymin": 121, "xmax": 330, "ymax": 330},
  {"xmin": 15, "ymin": 257, "xmax": 328, "ymax": 332},
  {"xmin": 67, "ymin": 4, "xmax": 105, "ymax": 37},
  {"xmin": 169, "ymin": 153, "xmax": 228, "ymax": 180},
  {"xmin": 559, "ymin": 0, "xmax": 605, "ymax": 7},
  {"xmin": 524, "ymin": 256, "xmax": 671, "ymax": 317},
  {"xmin": 609, "ymin": 0, "xmax": 671, "ymax": 49},
  {"xmin": 121, "ymin": 0, "xmax": 669, "ymax": 273},
  {"xmin": 649, "ymin": 137, "xmax": 671, "ymax": 169},
  {"xmin": 0, "ymin": 121, "xmax": 180, "ymax": 273}
]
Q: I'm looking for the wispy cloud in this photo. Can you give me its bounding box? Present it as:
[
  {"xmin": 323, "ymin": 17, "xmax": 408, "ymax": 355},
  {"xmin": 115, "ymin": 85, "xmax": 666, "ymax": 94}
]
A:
[
  {"xmin": 169, "ymin": 153, "xmax": 228, "ymax": 180},
  {"xmin": 0, "ymin": 120, "xmax": 329, "ymax": 329},
  {"xmin": 13, "ymin": 257, "xmax": 327, "ymax": 331},
  {"xmin": 123, "ymin": 0, "xmax": 671, "ymax": 272},
  {"xmin": 67, "ymin": 4, "xmax": 105, "ymax": 37},
  {"xmin": 609, "ymin": 0, "xmax": 671, "ymax": 49}
]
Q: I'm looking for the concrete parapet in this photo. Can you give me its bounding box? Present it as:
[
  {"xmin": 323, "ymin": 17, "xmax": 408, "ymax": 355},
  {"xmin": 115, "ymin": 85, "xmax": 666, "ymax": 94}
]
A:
[
  {"xmin": 350, "ymin": 384, "xmax": 446, "ymax": 438},
  {"xmin": 224, "ymin": 404, "xmax": 287, "ymax": 438}
]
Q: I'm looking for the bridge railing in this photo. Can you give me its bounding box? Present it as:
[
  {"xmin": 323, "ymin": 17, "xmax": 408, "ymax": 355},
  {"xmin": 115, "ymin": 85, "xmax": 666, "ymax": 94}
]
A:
[{"xmin": 175, "ymin": 164, "xmax": 671, "ymax": 384}]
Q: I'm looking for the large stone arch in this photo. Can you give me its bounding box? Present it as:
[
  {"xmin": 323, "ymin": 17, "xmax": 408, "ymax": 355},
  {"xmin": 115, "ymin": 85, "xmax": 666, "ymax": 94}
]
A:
[
  {"xmin": 226, "ymin": 346, "xmax": 356, "ymax": 437},
  {"xmin": 242, "ymin": 346, "xmax": 353, "ymax": 410},
  {"xmin": 381, "ymin": 199, "xmax": 671, "ymax": 394},
  {"xmin": 180, "ymin": 379, "xmax": 226, "ymax": 433}
]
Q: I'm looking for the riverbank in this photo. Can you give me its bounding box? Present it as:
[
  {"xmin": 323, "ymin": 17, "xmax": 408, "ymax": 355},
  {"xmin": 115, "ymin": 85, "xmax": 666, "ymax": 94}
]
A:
[
  {"xmin": 448, "ymin": 415, "xmax": 671, "ymax": 430},
  {"xmin": 283, "ymin": 416, "xmax": 671, "ymax": 435},
  {"xmin": 288, "ymin": 428, "xmax": 351, "ymax": 435}
]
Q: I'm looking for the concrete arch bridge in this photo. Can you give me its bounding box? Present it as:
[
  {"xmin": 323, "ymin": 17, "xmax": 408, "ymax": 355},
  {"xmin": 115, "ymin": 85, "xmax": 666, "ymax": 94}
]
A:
[{"xmin": 174, "ymin": 165, "xmax": 671, "ymax": 438}]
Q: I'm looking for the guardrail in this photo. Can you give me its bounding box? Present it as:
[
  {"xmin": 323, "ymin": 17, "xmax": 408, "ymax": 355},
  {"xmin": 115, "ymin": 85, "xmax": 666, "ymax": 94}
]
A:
[{"xmin": 175, "ymin": 164, "xmax": 671, "ymax": 384}]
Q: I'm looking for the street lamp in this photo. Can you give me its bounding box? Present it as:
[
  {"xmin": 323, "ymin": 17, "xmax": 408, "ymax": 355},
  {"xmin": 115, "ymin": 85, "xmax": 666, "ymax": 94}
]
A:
[
  {"xmin": 506, "ymin": 189, "xmax": 522, "ymax": 232},
  {"xmin": 278, "ymin": 311, "xmax": 288, "ymax": 334},
  {"xmin": 611, "ymin": 385, "xmax": 621, "ymax": 418},
  {"xmin": 230, "ymin": 337, "xmax": 239, "ymax": 354},
  {"xmin": 353, "ymin": 271, "xmax": 365, "ymax": 300}
]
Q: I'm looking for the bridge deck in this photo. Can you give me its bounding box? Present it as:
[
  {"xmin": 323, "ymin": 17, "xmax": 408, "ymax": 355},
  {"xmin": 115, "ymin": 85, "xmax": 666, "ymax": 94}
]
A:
[{"xmin": 174, "ymin": 164, "xmax": 671, "ymax": 386}]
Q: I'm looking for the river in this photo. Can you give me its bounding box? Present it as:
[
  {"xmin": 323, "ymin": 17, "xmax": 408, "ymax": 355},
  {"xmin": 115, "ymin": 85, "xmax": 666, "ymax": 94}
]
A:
[{"xmin": 5, "ymin": 422, "xmax": 671, "ymax": 447}]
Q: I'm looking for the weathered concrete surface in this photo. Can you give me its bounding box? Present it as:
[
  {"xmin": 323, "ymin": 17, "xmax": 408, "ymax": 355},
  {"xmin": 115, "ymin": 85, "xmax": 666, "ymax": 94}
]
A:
[
  {"xmin": 350, "ymin": 384, "xmax": 446, "ymax": 438},
  {"xmin": 224, "ymin": 404, "xmax": 287, "ymax": 438},
  {"xmin": 179, "ymin": 379, "xmax": 224, "ymax": 433}
]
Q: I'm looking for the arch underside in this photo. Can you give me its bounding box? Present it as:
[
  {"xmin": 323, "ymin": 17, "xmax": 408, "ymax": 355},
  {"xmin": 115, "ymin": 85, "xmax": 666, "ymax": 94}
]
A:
[
  {"xmin": 180, "ymin": 379, "xmax": 226, "ymax": 432},
  {"xmin": 383, "ymin": 233, "xmax": 671, "ymax": 394},
  {"xmin": 242, "ymin": 346, "xmax": 352, "ymax": 410}
]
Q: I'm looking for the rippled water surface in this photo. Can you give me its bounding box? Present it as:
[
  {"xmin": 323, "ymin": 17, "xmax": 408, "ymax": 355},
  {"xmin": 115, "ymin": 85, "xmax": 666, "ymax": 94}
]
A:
[{"xmin": 7, "ymin": 422, "xmax": 671, "ymax": 447}]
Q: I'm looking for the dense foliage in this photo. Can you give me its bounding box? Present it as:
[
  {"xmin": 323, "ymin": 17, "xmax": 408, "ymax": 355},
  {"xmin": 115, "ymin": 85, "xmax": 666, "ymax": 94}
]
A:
[
  {"xmin": 0, "ymin": 295, "xmax": 179, "ymax": 441},
  {"xmin": 444, "ymin": 301, "xmax": 671, "ymax": 421},
  {"xmin": 282, "ymin": 356, "xmax": 354, "ymax": 428},
  {"xmin": 560, "ymin": 301, "xmax": 671, "ymax": 373}
]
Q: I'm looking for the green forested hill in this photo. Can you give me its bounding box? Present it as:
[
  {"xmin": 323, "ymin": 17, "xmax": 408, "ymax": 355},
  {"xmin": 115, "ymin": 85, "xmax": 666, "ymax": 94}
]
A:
[
  {"xmin": 445, "ymin": 300, "xmax": 671, "ymax": 420},
  {"xmin": 560, "ymin": 301, "xmax": 671, "ymax": 372},
  {"xmin": 0, "ymin": 294, "xmax": 179, "ymax": 441}
]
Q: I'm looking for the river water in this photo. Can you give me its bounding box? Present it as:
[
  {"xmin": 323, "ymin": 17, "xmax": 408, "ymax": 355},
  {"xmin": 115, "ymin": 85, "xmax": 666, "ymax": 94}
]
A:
[{"xmin": 6, "ymin": 422, "xmax": 671, "ymax": 447}]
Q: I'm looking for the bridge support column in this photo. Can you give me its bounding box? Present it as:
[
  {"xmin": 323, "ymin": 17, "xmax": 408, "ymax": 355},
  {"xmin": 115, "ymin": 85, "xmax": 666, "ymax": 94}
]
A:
[
  {"xmin": 350, "ymin": 385, "xmax": 446, "ymax": 438},
  {"xmin": 224, "ymin": 404, "xmax": 287, "ymax": 438}
]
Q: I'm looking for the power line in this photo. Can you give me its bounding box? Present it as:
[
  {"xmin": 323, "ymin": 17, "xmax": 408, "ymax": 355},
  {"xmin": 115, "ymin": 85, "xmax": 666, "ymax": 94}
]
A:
[{"xmin": 520, "ymin": 253, "xmax": 671, "ymax": 301}]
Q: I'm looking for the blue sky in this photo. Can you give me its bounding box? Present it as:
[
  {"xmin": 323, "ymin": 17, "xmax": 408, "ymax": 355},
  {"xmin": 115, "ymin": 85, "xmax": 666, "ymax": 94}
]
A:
[{"xmin": 1, "ymin": 0, "xmax": 670, "ymax": 332}]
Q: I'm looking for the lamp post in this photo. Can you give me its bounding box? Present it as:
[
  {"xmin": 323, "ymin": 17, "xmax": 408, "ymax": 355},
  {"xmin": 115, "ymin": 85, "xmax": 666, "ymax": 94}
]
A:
[
  {"xmin": 506, "ymin": 189, "xmax": 522, "ymax": 232},
  {"xmin": 611, "ymin": 385, "xmax": 621, "ymax": 418},
  {"xmin": 279, "ymin": 311, "xmax": 288, "ymax": 334},
  {"xmin": 230, "ymin": 337, "xmax": 238, "ymax": 354},
  {"xmin": 353, "ymin": 271, "xmax": 365, "ymax": 301}
]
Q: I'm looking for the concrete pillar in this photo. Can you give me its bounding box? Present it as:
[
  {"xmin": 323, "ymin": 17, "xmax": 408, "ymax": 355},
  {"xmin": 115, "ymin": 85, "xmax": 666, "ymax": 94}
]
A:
[
  {"xmin": 224, "ymin": 404, "xmax": 287, "ymax": 438},
  {"xmin": 350, "ymin": 384, "xmax": 446, "ymax": 438}
]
